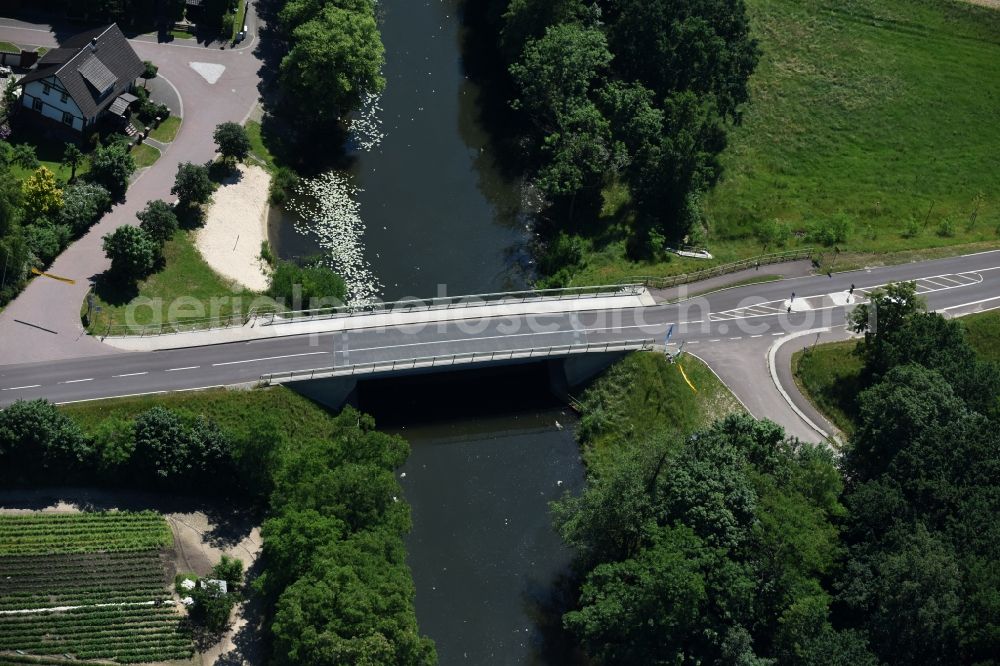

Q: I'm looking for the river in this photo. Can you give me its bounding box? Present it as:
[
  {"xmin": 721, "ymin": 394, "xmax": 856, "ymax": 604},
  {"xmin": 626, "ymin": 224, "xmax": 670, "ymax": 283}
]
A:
[
  {"xmin": 270, "ymin": 1, "xmax": 585, "ymax": 661},
  {"xmin": 359, "ymin": 365, "xmax": 584, "ymax": 665},
  {"xmin": 268, "ymin": 0, "xmax": 533, "ymax": 302}
]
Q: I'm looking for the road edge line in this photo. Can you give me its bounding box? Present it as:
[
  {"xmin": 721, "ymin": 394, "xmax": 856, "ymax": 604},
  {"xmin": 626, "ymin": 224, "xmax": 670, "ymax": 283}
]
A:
[{"xmin": 767, "ymin": 328, "xmax": 832, "ymax": 443}]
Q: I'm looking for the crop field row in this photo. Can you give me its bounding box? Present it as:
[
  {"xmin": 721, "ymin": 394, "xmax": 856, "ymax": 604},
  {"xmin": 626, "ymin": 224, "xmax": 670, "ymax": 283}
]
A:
[
  {"xmin": 0, "ymin": 512, "xmax": 192, "ymax": 663},
  {"xmin": 0, "ymin": 512, "xmax": 171, "ymax": 556}
]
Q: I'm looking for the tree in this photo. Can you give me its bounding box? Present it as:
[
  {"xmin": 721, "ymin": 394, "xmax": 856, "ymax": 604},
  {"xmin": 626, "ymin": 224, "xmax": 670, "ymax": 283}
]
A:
[
  {"xmin": 102, "ymin": 224, "xmax": 158, "ymax": 281},
  {"xmin": 20, "ymin": 166, "xmax": 63, "ymax": 223},
  {"xmin": 279, "ymin": 3, "xmax": 385, "ymax": 126},
  {"xmin": 11, "ymin": 144, "xmax": 39, "ymax": 170},
  {"xmin": 62, "ymin": 143, "xmax": 84, "ymax": 182},
  {"xmin": 88, "ymin": 141, "xmax": 136, "ymax": 198},
  {"xmin": 213, "ymin": 122, "xmax": 251, "ymax": 165},
  {"xmin": 554, "ymin": 414, "xmax": 844, "ymax": 664},
  {"xmin": 135, "ymin": 199, "xmax": 178, "ymax": 243},
  {"xmin": 170, "ymin": 162, "xmax": 215, "ymax": 207},
  {"xmin": 509, "ymin": 23, "xmax": 611, "ymax": 131},
  {"xmin": 268, "ymin": 258, "xmax": 347, "ymax": 306},
  {"xmin": 189, "ymin": 583, "xmax": 235, "ymax": 633},
  {"xmin": 628, "ymin": 91, "xmax": 727, "ymax": 244},
  {"xmin": 839, "ymin": 524, "xmax": 963, "ymax": 665},
  {"xmin": 608, "ymin": 0, "xmax": 759, "ymax": 121},
  {"xmin": 142, "ymin": 59, "xmax": 158, "ymax": 80},
  {"xmin": 534, "ymin": 102, "xmax": 614, "ymax": 200},
  {"xmin": 211, "ymin": 555, "xmax": 245, "ymax": 592},
  {"xmin": 0, "ymin": 399, "xmax": 90, "ymax": 479},
  {"xmin": 59, "ymin": 183, "xmax": 111, "ymax": 234}
]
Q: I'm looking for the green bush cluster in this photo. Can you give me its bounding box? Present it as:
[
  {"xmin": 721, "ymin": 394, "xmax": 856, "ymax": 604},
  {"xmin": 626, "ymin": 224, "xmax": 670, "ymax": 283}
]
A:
[
  {"xmin": 132, "ymin": 86, "xmax": 170, "ymax": 126},
  {"xmin": 257, "ymin": 408, "xmax": 436, "ymax": 665},
  {"xmin": 0, "ymin": 400, "xmax": 234, "ymax": 491},
  {"xmin": 555, "ymin": 413, "xmax": 855, "ymax": 664},
  {"xmin": 0, "ymin": 144, "xmax": 111, "ymax": 306},
  {"xmin": 268, "ymin": 257, "xmax": 347, "ymax": 306}
]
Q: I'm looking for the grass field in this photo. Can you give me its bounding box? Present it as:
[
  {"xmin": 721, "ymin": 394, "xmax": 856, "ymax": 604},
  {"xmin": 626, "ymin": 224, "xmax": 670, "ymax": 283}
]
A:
[
  {"xmin": 792, "ymin": 308, "xmax": 1000, "ymax": 433},
  {"xmin": 791, "ymin": 340, "xmax": 864, "ymax": 436},
  {"xmin": 576, "ymin": 351, "xmax": 745, "ymax": 472},
  {"xmin": 149, "ymin": 116, "xmax": 182, "ymax": 143},
  {"xmin": 246, "ymin": 119, "xmax": 278, "ymax": 171},
  {"xmin": 130, "ymin": 143, "xmax": 159, "ymax": 169},
  {"xmin": 62, "ymin": 385, "xmax": 339, "ymax": 447},
  {"xmin": 8, "ymin": 130, "xmax": 90, "ymax": 185},
  {"xmin": 0, "ymin": 41, "xmax": 19, "ymax": 52},
  {"xmin": 708, "ymin": 0, "xmax": 1000, "ymax": 245},
  {"xmin": 570, "ymin": 0, "xmax": 1000, "ymax": 286},
  {"xmin": 85, "ymin": 228, "xmax": 276, "ymax": 335},
  {"xmin": 0, "ymin": 511, "xmax": 192, "ymax": 663},
  {"xmin": 960, "ymin": 309, "xmax": 1000, "ymax": 363}
]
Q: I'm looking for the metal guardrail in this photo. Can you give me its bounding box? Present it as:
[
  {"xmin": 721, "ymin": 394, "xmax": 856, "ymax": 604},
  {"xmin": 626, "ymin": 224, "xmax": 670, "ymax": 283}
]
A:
[
  {"xmin": 622, "ymin": 249, "xmax": 815, "ymax": 290},
  {"xmin": 258, "ymin": 284, "xmax": 644, "ymax": 326},
  {"xmin": 100, "ymin": 284, "xmax": 645, "ymax": 338},
  {"xmin": 258, "ymin": 338, "xmax": 657, "ymax": 385},
  {"xmin": 100, "ymin": 307, "xmax": 265, "ymax": 339}
]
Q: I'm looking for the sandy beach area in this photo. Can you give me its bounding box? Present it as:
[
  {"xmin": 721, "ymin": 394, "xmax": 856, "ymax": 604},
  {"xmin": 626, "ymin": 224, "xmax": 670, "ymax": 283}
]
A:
[{"xmin": 195, "ymin": 164, "xmax": 272, "ymax": 292}]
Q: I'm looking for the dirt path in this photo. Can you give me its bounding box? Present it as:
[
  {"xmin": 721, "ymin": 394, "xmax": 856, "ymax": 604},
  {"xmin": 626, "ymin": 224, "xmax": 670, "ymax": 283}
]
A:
[{"xmin": 964, "ymin": 0, "xmax": 1000, "ymax": 8}]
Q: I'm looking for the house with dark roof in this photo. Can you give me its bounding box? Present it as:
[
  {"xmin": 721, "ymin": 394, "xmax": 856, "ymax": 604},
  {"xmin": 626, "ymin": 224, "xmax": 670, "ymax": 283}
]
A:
[{"xmin": 17, "ymin": 24, "xmax": 143, "ymax": 134}]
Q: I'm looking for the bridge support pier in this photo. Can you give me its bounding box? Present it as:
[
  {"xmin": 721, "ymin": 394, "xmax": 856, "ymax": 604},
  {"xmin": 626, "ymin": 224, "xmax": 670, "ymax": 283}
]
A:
[
  {"xmin": 287, "ymin": 376, "xmax": 359, "ymax": 411},
  {"xmin": 549, "ymin": 352, "xmax": 629, "ymax": 400}
]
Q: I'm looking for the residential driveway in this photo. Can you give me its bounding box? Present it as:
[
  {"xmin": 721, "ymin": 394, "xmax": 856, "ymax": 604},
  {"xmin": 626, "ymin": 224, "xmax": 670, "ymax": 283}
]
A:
[{"xmin": 0, "ymin": 4, "xmax": 266, "ymax": 365}]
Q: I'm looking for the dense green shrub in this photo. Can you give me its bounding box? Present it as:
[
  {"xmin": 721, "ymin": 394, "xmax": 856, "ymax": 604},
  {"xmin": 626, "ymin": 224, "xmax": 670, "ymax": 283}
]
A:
[
  {"xmin": 0, "ymin": 400, "xmax": 90, "ymax": 480},
  {"xmin": 268, "ymin": 258, "xmax": 347, "ymax": 306},
  {"xmin": 268, "ymin": 166, "xmax": 298, "ymax": 205},
  {"xmin": 807, "ymin": 214, "xmax": 851, "ymax": 246},
  {"xmin": 88, "ymin": 142, "xmax": 136, "ymax": 199},
  {"xmin": 59, "ymin": 182, "xmax": 112, "ymax": 234}
]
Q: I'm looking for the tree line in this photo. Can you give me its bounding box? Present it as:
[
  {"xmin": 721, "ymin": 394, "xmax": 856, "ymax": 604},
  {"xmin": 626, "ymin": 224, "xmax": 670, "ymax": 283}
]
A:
[
  {"xmin": 557, "ymin": 283, "xmax": 1000, "ymax": 664},
  {"xmin": 478, "ymin": 0, "xmax": 758, "ymax": 276},
  {"xmin": 0, "ymin": 399, "xmax": 434, "ymax": 664}
]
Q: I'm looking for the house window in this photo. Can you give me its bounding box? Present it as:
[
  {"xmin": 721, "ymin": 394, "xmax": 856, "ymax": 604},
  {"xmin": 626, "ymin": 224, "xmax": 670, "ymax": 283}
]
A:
[
  {"xmin": 60, "ymin": 92, "xmax": 68, "ymax": 104},
  {"xmin": 32, "ymin": 97, "xmax": 42, "ymax": 111},
  {"xmin": 62, "ymin": 112, "xmax": 73, "ymax": 126},
  {"xmin": 42, "ymin": 83, "xmax": 50, "ymax": 96}
]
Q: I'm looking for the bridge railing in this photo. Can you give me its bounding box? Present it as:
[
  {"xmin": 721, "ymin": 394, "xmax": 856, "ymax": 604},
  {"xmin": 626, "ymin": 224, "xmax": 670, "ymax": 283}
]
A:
[
  {"xmin": 257, "ymin": 283, "xmax": 645, "ymax": 326},
  {"xmin": 100, "ymin": 307, "xmax": 266, "ymax": 339},
  {"xmin": 621, "ymin": 248, "xmax": 815, "ymax": 290},
  {"xmin": 258, "ymin": 338, "xmax": 657, "ymax": 385},
  {"xmin": 100, "ymin": 284, "xmax": 646, "ymax": 338}
]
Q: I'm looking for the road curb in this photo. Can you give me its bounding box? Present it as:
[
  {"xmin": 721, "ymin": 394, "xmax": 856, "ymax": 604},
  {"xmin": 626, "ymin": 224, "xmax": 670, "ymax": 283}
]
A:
[{"xmin": 767, "ymin": 328, "xmax": 834, "ymax": 444}]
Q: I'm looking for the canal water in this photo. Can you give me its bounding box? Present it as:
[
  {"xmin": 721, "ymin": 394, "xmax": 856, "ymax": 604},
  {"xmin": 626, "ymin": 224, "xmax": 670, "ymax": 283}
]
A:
[
  {"xmin": 269, "ymin": 0, "xmax": 533, "ymax": 302},
  {"xmin": 272, "ymin": 0, "xmax": 586, "ymax": 661},
  {"xmin": 359, "ymin": 366, "xmax": 585, "ymax": 665}
]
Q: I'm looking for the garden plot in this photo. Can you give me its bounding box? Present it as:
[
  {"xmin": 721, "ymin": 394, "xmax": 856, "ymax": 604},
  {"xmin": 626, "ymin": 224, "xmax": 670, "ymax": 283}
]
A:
[{"xmin": 0, "ymin": 512, "xmax": 194, "ymax": 663}]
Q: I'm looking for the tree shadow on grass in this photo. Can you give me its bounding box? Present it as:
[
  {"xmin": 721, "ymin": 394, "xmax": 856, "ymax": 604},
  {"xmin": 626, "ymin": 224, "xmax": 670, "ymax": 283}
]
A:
[
  {"xmin": 92, "ymin": 270, "xmax": 139, "ymax": 307},
  {"xmin": 177, "ymin": 204, "xmax": 207, "ymax": 231}
]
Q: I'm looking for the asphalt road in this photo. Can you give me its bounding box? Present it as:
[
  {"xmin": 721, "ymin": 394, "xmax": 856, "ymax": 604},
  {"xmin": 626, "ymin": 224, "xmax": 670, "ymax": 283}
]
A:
[{"xmin": 2, "ymin": 251, "xmax": 999, "ymax": 442}]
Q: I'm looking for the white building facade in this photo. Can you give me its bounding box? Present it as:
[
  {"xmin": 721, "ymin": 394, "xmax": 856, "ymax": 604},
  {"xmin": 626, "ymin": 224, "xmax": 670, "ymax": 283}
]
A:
[{"xmin": 21, "ymin": 75, "xmax": 86, "ymax": 132}]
